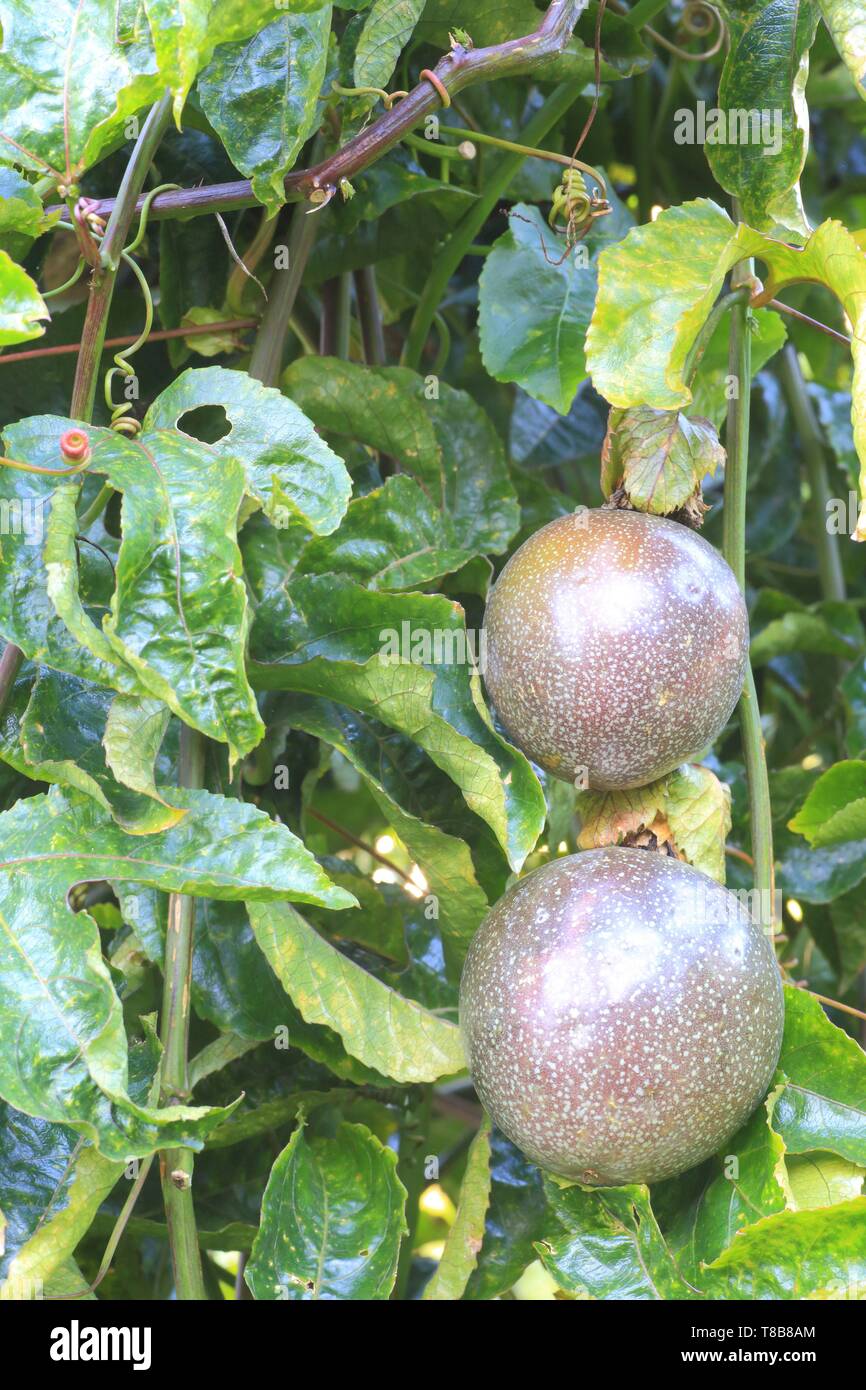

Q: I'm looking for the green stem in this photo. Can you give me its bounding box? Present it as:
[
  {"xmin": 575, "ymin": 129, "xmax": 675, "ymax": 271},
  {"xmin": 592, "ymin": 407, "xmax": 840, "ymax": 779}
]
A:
[
  {"xmin": 402, "ymin": 82, "xmax": 580, "ymax": 372},
  {"xmin": 77, "ymin": 482, "xmax": 115, "ymax": 533},
  {"xmin": 723, "ymin": 254, "xmax": 775, "ymax": 933},
  {"xmin": 70, "ymin": 92, "xmax": 172, "ymax": 422},
  {"xmin": 778, "ymin": 345, "xmax": 846, "ymax": 603},
  {"xmin": 248, "ymin": 188, "xmax": 320, "ymax": 387},
  {"xmin": 335, "ymin": 271, "xmax": 352, "ymax": 360},
  {"xmin": 354, "ymin": 266, "xmax": 386, "ymax": 365},
  {"xmin": 393, "ymin": 1086, "xmax": 432, "ymax": 1301},
  {"xmin": 159, "ymin": 724, "xmax": 207, "ymax": 1301},
  {"xmin": 633, "ymin": 70, "xmax": 653, "ymax": 224}
]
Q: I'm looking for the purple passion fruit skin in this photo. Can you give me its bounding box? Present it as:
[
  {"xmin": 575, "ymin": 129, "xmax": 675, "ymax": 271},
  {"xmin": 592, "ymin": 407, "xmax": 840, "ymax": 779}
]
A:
[
  {"xmin": 459, "ymin": 847, "xmax": 783, "ymax": 1186},
  {"xmin": 482, "ymin": 509, "xmax": 749, "ymax": 790}
]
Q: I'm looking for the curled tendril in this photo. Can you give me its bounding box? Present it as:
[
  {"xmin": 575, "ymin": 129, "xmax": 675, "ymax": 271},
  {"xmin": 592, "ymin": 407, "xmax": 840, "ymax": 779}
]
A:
[
  {"xmin": 609, "ymin": 0, "xmax": 726, "ymax": 61},
  {"xmin": 103, "ymin": 253, "xmax": 152, "ymax": 435},
  {"xmin": 102, "ymin": 183, "xmax": 178, "ymax": 435},
  {"xmin": 330, "ymin": 80, "xmax": 408, "ymax": 109}
]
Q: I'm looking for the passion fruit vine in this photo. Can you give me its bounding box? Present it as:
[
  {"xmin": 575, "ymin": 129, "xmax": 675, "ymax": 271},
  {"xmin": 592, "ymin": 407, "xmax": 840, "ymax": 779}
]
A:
[
  {"xmin": 459, "ymin": 847, "xmax": 783, "ymax": 1186},
  {"xmin": 482, "ymin": 508, "xmax": 749, "ymax": 789}
]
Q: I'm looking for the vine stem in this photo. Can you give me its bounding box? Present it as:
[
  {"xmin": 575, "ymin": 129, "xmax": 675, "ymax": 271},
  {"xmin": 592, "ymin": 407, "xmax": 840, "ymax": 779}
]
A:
[
  {"xmin": 159, "ymin": 724, "xmax": 207, "ymax": 1300},
  {"xmin": 48, "ymin": 1, "xmax": 584, "ymax": 229},
  {"xmin": 402, "ymin": 81, "xmax": 581, "ymax": 372},
  {"xmin": 723, "ymin": 250, "xmax": 775, "ymax": 934},
  {"xmin": 70, "ymin": 92, "xmax": 173, "ymax": 421},
  {"xmin": 778, "ymin": 345, "xmax": 846, "ymax": 603},
  {"xmin": 393, "ymin": 1085, "xmax": 432, "ymax": 1300},
  {"xmin": 248, "ymin": 193, "xmax": 320, "ymax": 387},
  {"xmin": 683, "ymin": 286, "xmax": 749, "ymax": 386},
  {"xmin": 354, "ymin": 266, "xmax": 387, "ymax": 365}
]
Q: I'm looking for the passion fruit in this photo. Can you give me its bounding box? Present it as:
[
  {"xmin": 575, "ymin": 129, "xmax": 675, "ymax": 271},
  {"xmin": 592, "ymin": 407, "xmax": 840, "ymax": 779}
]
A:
[
  {"xmin": 482, "ymin": 508, "xmax": 749, "ymax": 789},
  {"xmin": 459, "ymin": 847, "xmax": 783, "ymax": 1186}
]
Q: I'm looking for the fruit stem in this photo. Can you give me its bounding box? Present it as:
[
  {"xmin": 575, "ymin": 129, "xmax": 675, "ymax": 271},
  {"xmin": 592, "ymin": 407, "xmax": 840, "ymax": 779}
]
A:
[
  {"xmin": 723, "ymin": 246, "xmax": 775, "ymax": 933},
  {"xmin": 159, "ymin": 723, "xmax": 208, "ymax": 1301},
  {"xmin": 401, "ymin": 81, "xmax": 582, "ymax": 372}
]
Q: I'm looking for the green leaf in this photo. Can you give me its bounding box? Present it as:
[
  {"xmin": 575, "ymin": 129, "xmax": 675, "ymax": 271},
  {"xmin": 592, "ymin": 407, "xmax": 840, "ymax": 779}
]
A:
[
  {"xmin": 587, "ymin": 203, "xmax": 866, "ymax": 538},
  {"xmin": 751, "ymin": 610, "xmax": 857, "ymax": 665},
  {"xmin": 249, "ymin": 575, "xmax": 546, "ymax": 870},
  {"xmin": 0, "ymin": 1109, "xmax": 120, "ymax": 1297},
  {"xmin": 354, "ymin": 0, "xmax": 425, "ymax": 90},
  {"xmin": 700, "ymin": 1197, "xmax": 866, "ymax": 1298},
  {"xmin": 283, "ymin": 359, "xmax": 519, "ymax": 561},
  {"xmin": 789, "ymin": 760, "xmax": 866, "ymax": 847},
  {"xmin": 199, "ymin": 8, "xmax": 333, "ymax": 218},
  {"xmin": 538, "ymin": 1181, "xmax": 697, "ymax": 1300},
  {"xmin": 0, "ymin": 249, "xmax": 47, "ymax": 345},
  {"xmin": 601, "ymin": 407, "xmax": 725, "ymax": 514},
  {"xmin": 464, "ymin": 1129, "xmax": 548, "ymax": 1300},
  {"xmin": 664, "ymin": 764, "xmax": 733, "ymax": 884},
  {"xmin": 423, "ymin": 1117, "xmax": 492, "ymax": 1300},
  {"xmin": 687, "ymin": 307, "xmax": 787, "ymax": 426},
  {"xmin": 478, "ymin": 203, "xmax": 598, "ymax": 414},
  {"xmin": 659, "ymin": 1093, "xmax": 788, "ymax": 1279},
  {"xmin": 0, "ymin": 0, "xmax": 161, "ymax": 183},
  {"xmin": 0, "ymin": 786, "xmax": 352, "ymax": 1159},
  {"xmin": 772, "ymin": 986, "xmax": 866, "ymax": 1166},
  {"xmin": 144, "ymin": 365, "xmax": 351, "ymax": 536},
  {"xmin": 21, "ymin": 417, "xmax": 265, "ymax": 763},
  {"xmin": 0, "ymin": 667, "xmax": 182, "ymax": 834},
  {"xmin": 288, "ymin": 696, "xmax": 490, "ymax": 966},
  {"xmin": 819, "ymin": 1, "xmax": 866, "ymax": 98},
  {"xmin": 707, "ymin": 1, "xmax": 820, "ymax": 237},
  {"xmin": 784, "ymin": 1152, "xmax": 865, "ymax": 1209},
  {"xmin": 0, "ymin": 168, "xmax": 55, "ymax": 259},
  {"xmin": 117, "ymin": 887, "xmax": 383, "ymax": 1084},
  {"xmin": 248, "ymin": 900, "xmax": 465, "ymax": 1082},
  {"xmin": 246, "ymin": 1117, "xmax": 407, "ymax": 1299}
]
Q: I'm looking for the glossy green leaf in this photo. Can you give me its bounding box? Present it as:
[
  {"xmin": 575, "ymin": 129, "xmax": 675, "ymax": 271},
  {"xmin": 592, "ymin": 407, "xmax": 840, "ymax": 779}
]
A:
[
  {"xmin": 117, "ymin": 886, "xmax": 382, "ymax": 1083},
  {"xmin": 0, "ymin": 667, "xmax": 182, "ymax": 833},
  {"xmin": 297, "ymin": 474, "xmax": 471, "ymax": 591},
  {"xmin": 789, "ymin": 760, "xmax": 866, "ymax": 847},
  {"xmin": 601, "ymin": 406, "xmax": 725, "ymax": 514},
  {"xmin": 23, "ymin": 416, "xmax": 264, "ymax": 763},
  {"xmin": 249, "ymin": 575, "xmax": 546, "ymax": 871},
  {"xmin": 199, "ymin": 8, "xmax": 333, "ymax": 218},
  {"xmin": 478, "ymin": 203, "xmax": 597, "ymax": 414},
  {"xmin": 751, "ymin": 610, "xmax": 857, "ymax": 665},
  {"xmin": 354, "ymin": 0, "xmax": 425, "ymax": 90},
  {"xmin": 819, "ymin": 1, "xmax": 866, "ymax": 98},
  {"xmin": 0, "ymin": 0, "xmax": 161, "ymax": 183},
  {"xmin": 772, "ymin": 986, "xmax": 866, "ymax": 1165},
  {"xmin": 248, "ymin": 900, "xmax": 464, "ymax": 1082},
  {"xmin": 700, "ymin": 1197, "xmax": 866, "ymax": 1298},
  {"xmin": 538, "ymin": 1181, "xmax": 697, "ymax": 1300},
  {"xmin": 463, "ymin": 1129, "xmax": 548, "ymax": 1300},
  {"xmin": 283, "ymin": 359, "xmax": 519, "ymax": 561},
  {"xmin": 0, "ymin": 249, "xmax": 47, "ymax": 345},
  {"xmin": 707, "ymin": 1, "xmax": 820, "ymax": 237},
  {"xmin": 423, "ymin": 1117, "xmax": 492, "ymax": 1300},
  {"xmin": 660, "ymin": 1093, "xmax": 788, "ymax": 1279},
  {"xmin": 145, "ymin": 365, "xmax": 351, "ymax": 535},
  {"xmin": 785, "ymin": 1152, "xmax": 865, "ymax": 1209},
  {"xmin": 0, "ymin": 1103, "xmax": 120, "ymax": 1296},
  {"xmin": 0, "ymin": 169, "xmax": 54, "ymax": 259},
  {"xmin": 246, "ymin": 1118, "xmax": 407, "ymax": 1299},
  {"xmin": 288, "ymin": 696, "xmax": 490, "ymax": 965},
  {"xmin": 0, "ymin": 785, "xmax": 352, "ymax": 1158}
]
